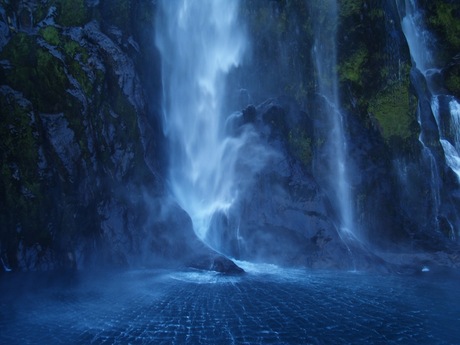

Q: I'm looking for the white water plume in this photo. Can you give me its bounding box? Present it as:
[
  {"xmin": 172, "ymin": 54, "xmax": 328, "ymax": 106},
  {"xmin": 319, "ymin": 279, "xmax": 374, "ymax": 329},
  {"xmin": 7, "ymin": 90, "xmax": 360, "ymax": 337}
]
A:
[
  {"xmin": 155, "ymin": 0, "xmax": 267, "ymax": 241},
  {"xmin": 400, "ymin": 0, "xmax": 436, "ymax": 74}
]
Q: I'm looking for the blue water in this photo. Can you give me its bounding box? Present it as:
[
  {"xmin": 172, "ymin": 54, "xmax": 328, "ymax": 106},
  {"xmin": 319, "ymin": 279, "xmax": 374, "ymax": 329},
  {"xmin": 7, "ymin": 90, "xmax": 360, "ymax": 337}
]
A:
[{"xmin": 1, "ymin": 262, "xmax": 459, "ymax": 344}]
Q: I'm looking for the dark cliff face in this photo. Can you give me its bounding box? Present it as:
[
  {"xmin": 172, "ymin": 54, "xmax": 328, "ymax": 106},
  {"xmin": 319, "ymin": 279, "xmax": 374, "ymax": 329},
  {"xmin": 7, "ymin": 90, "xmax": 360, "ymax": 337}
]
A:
[
  {"xmin": 0, "ymin": 0, "xmax": 165, "ymax": 270},
  {"xmin": 0, "ymin": 0, "xmax": 459, "ymax": 272},
  {"xmin": 229, "ymin": 0, "xmax": 460, "ymax": 265}
]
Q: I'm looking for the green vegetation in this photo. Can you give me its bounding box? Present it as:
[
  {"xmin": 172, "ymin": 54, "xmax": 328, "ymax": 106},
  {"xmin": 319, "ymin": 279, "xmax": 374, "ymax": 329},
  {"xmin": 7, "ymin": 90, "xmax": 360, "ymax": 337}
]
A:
[
  {"xmin": 63, "ymin": 40, "xmax": 87, "ymax": 61},
  {"xmin": 368, "ymin": 82, "xmax": 416, "ymax": 142},
  {"xmin": 1, "ymin": 27, "xmax": 96, "ymax": 110},
  {"xmin": 339, "ymin": 47, "xmax": 368, "ymax": 86},
  {"xmin": 40, "ymin": 26, "xmax": 60, "ymax": 46},
  {"xmin": 429, "ymin": 2, "xmax": 460, "ymax": 50},
  {"xmin": 55, "ymin": 0, "xmax": 88, "ymax": 27},
  {"xmin": 0, "ymin": 33, "xmax": 70, "ymax": 112},
  {"xmin": 0, "ymin": 93, "xmax": 51, "ymax": 251}
]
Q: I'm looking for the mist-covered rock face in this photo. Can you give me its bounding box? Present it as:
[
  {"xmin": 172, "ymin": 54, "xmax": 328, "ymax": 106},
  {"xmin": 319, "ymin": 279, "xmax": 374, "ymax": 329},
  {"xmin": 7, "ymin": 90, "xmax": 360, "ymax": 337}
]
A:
[
  {"xmin": 231, "ymin": 0, "xmax": 460, "ymax": 264},
  {"xmin": 1, "ymin": 0, "xmax": 460, "ymax": 273}
]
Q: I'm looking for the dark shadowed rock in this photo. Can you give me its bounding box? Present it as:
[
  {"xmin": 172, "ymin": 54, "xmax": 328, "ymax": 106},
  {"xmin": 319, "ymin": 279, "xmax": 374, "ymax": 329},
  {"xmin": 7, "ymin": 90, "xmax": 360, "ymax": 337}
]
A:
[{"xmin": 188, "ymin": 254, "xmax": 245, "ymax": 275}]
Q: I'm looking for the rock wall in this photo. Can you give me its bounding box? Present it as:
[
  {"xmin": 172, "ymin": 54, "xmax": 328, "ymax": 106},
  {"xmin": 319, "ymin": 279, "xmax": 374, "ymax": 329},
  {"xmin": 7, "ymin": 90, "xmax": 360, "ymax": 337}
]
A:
[
  {"xmin": 0, "ymin": 0, "xmax": 163, "ymax": 270},
  {"xmin": 1, "ymin": 0, "xmax": 459, "ymax": 272},
  {"xmin": 227, "ymin": 0, "xmax": 460, "ymax": 267}
]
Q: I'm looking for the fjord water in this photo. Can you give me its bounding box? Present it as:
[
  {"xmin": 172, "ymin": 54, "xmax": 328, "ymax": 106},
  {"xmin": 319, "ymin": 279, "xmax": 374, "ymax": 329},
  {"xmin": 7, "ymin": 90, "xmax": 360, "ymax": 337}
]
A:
[
  {"xmin": 1, "ymin": 267, "xmax": 460, "ymax": 344},
  {"xmin": 155, "ymin": 0, "xmax": 248, "ymax": 240}
]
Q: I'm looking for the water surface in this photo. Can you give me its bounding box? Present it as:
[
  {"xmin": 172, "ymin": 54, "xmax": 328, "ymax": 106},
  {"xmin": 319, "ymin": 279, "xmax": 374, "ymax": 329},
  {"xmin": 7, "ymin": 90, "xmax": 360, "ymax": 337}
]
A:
[{"xmin": 1, "ymin": 263, "xmax": 459, "ymax": 344}]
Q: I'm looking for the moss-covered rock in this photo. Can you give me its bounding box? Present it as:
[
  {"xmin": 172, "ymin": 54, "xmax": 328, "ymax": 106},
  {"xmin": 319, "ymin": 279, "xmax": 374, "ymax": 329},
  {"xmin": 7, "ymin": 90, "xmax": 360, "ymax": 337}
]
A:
[
  {"xmin": 0, "ymin": 1, "xmax": 161, "ymax": 270},
  {"xmin": 339, "ymin": 46, "xmax": 368, "ymax": 86},
  {"xmin": 368, "ymin": 81, "xmax": 417, "ymax": 143},
  {"xmin": 0, "ymin": 90, "xmax": 53, "ymax": 264},
  {"xmin": 0, "ymin": 33, "xmax": 70, "ymax": 112},
  {"xmin": 54, "ymin": 0, "xmax": 89, "ymax": 27},
  {"xmin": 428, "ymin": 1, "xmax": 460, "ymax": 51},
  {"xmin": 40, "ymin": 26, "xmax": 60, "ymax": 46}
]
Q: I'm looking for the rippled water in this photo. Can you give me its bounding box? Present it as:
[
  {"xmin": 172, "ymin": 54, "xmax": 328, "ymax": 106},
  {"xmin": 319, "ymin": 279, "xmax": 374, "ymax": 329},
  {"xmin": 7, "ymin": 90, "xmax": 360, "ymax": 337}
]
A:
[{"xmin": 1, "ymin": 262, "xmax": 459, "ymax": 344}]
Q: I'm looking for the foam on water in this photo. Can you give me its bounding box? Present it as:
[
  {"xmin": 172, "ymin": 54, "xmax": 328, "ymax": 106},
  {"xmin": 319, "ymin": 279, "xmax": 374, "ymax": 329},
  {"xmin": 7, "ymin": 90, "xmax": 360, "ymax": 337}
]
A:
[{"xmin": 168, "ymin": 270, "xmax": 242, "ymax": 285}]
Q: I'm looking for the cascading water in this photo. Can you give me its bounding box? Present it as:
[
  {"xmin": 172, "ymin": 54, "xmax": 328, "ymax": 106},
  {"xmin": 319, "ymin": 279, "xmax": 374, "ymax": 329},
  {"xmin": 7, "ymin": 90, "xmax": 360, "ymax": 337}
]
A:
[
  {"xmin": 399, "ymin": 0, "xmax": 460, "ymax": 182},
  {"xmin": 397, "ymin": 0, "xmax": 460, "ymax": 238},
  {"xmin": 155, "ymin": 0, "xmax": 262, "ymax": 245},
  {"xmin": 310, "ymin": 1, "xmax": 356, "ymax": 239}
]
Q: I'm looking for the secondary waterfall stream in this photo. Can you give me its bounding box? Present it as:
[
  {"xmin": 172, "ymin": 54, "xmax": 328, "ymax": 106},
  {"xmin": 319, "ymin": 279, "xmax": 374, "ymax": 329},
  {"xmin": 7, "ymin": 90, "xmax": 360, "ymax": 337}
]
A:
[
  {"xmin": 399, "ymin": 0, "xmax": 460, "ymax": 181},
  {"xmin": 310, "ymin": 1, "xmax": 356, "ymax": 239},
  {"xmin": 155, "ymin": 0, "xmax": 247, "ymax": 241},
  {"xmin": 398, "ymin": 0, "xmax": 460, "ymax": 238}
]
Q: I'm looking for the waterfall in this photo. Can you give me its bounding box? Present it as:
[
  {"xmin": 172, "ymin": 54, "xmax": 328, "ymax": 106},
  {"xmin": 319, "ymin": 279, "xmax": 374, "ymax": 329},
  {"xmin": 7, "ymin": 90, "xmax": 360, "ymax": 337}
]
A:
[
  {"xmin": 397, "ymin": 0, "xmax": 460, "ymax": 239},
  {"xmin": 399, "ymin": 0, "xmax": 460, "ymax": 183},
  {"xmin": 155, "ymin": 0, "xmax": 265, "ymax": 244},
  {"xmin": 310, "ymin": 1, "xmax": 356, "ymax": 239},
  {"xmin": 441, "ymin": 99, "xmax": 460, "ymax": 180}
]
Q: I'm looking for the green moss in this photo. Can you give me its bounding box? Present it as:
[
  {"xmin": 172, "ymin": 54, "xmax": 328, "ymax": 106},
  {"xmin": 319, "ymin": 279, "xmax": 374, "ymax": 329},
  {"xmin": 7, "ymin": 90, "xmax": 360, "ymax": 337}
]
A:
[
  {"xmin": 1, "ymin": 32, "xmax": 34, "ymax": 63},
  {"xmin": 0, "ymin": 97, "xmax": 38, "ymax": 176},
  {"xmin": 288, "ymin": 128, "xmax": 312, "ymax": 167},
  {"xmin": 35, "ymin": 48, "xmax": 69, "ymax": 111},
  {"xmin": 40, "ymin": 26, "xmax": 60, "ymax": 46},
  {"xmin": 339, "ymin": 47, "xmax": 368, "ymax": 86},
  {"xmin": 63, "ymin": 40, "xmax": 80, "ymax": 59},
  {"xmin": 1, "ymin": 33, "xmax": 38, "ymax": 101},
  {"xmin": 68, "ymin": 59, "xmax": 92, "ymax": 95},
  {"xmin": 0, "ymin": 93, "xmax": 52, "ymax": 250},
  {"xmin": 55, "ymin": 0, "xmax": 88, "ymax": 27},
  {"xmin": 368, "ymin": 82, "xmax": 415, "ymax": 141},
  {"xmin": 39, "ymin": 24, "xmax": 93, "ymax": 98},
  {"xmin": 429, "ymin": 2, "xmax": 460, "ymax": 50},
  {"xmin": 1, "ymin": 33, "xmax": 72, "ymax": 112},
  {"xmin": 36, "ymin": 49, "xmax": 62, "ymax": 84}
]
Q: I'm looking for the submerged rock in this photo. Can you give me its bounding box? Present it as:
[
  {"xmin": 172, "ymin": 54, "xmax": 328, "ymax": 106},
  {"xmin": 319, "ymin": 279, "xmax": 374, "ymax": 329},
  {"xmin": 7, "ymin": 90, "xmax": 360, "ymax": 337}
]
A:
[{"xmin": 187, "ymin": 254, "xmax": 245, "ymax": 275}]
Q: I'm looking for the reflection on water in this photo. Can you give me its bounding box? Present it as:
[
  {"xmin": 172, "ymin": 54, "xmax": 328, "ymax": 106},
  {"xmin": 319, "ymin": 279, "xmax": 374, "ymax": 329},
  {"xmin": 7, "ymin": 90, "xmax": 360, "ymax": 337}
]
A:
[{"xmin": 1, "ymin": 264, "xmax": 459, "ymax": 344}]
